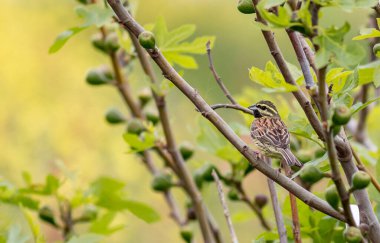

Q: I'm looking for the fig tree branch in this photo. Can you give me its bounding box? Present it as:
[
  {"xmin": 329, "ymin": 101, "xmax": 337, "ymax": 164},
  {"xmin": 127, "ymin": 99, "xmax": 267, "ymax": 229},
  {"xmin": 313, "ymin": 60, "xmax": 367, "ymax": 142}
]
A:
[
  {"xmin": 106, "ymin": 0, "xmax": 345, "ymax": 222},
  {"xmin": 266, "ymin": 159, "xmax": 287, "ymax": 243},
  {"xmin": 127, "ymin": 29, "xmax": 219, "ymax": 243},
  {"xmin": 206, "ymin": 41, "xmax": 237, "ymax": 104},
  {"xmin": 212, "ymin": 170, "xmax": 239, "ymax": 243}
]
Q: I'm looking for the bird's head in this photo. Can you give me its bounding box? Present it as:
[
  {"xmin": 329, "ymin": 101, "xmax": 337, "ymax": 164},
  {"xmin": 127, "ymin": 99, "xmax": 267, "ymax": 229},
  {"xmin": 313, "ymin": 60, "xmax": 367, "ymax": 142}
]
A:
[{"xmin": 248, "ymin": 100, "xmax": 280, "ymax": 118}]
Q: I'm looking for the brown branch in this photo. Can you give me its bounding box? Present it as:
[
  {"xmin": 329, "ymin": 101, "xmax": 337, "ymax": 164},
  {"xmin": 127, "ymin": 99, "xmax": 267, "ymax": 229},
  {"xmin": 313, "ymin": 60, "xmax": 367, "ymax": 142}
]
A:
[
  {"xmin": 318, "ymin": 66, "xmax": 356, "ymax": 226},
  {"xmin": 127, "ymin": 30, "xmax": 219, "ymax": 243},
  {"xmin": 212, "ymin": 170, "xmax": 239, "ymax": 243},
  {"xmin": 266, "ymin": 159, "xmax": 287, "ymax": 243},
  {"xmin": 206, "ymin": 41, "xmax": 237, "ymax": 104},
  {"xmin": 107, "ymin": 0, "xmax": 346, "ymax": 222},
  {"xmin": 283, "ymin": 164, "xmax": 301, "ymax": 243},
  {"xmin": 286, "ymin": 30, "xmax": 315, "ymax": 90}
]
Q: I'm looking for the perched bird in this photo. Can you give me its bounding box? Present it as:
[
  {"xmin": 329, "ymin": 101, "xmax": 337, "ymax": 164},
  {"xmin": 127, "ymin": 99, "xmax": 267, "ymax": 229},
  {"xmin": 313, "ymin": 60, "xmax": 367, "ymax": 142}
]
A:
[{"xmin": 248, "ymin": 100, "xmax": 302, "ymax": 167}]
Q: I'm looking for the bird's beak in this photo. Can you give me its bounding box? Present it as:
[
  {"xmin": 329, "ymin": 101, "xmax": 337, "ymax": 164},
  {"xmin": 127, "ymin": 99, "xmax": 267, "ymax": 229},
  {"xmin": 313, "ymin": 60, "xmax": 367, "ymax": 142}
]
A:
[{"xmin": 248, "ymin": 105, "xmax": 257, "ymax": 111}]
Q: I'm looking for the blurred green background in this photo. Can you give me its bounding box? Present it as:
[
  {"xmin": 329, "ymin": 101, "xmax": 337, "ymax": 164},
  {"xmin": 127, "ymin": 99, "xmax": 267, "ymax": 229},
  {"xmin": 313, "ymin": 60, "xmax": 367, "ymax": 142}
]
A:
[{"xmin": 0, "ymin": 0, "xmax": 377, "ymax": 242}]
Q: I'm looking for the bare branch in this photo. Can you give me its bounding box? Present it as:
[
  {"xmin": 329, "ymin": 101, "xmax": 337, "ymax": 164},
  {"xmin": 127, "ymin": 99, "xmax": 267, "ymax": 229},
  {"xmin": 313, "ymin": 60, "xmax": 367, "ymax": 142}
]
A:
[
  {"xmin": 209, "ymin": 104, "xmax": 254, "ymax": 115},
  {"xmin": 206, "ymin": 41, "xmax": 237, "ymax": 104},
  {"xmin": 212, "ymin": 170, "xmax": 239, "ymax": 243},
  {"xmin": 266, "ymin": 159, "xmax": 287, "ymax": 243}
]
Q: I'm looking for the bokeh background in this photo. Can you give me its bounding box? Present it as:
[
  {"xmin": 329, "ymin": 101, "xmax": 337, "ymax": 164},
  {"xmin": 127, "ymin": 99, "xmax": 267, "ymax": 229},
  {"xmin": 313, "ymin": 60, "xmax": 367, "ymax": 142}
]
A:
[{"xmin": 0, "ymin": 0, "xmax": 376, "ymax": 242}]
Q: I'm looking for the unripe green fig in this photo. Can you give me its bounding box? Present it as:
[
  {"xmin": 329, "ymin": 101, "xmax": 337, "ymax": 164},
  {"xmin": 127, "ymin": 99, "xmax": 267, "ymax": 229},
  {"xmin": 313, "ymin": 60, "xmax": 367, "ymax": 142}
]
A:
[
  {"xmin": 300, "ymin": 165, "xmax": 324, "ymax": 184},
  {"xmin": 38, "ymin": 206, "xmax": 57, "ymax": 226},
  {"xmin": 352, "ymin": 171, "xmax": 371, "ymax": 190},
  {"xmin": 344, "ymin": 227, "xmax": 363, "ymax": 243},
  {"xmin": 86, "ymin": 66, "xmax": 113, "ymax": 85},
  {"xmin": 127, "ymin": 119, "xmax": 146, "ymax": 135},
  {"xmin": 332, "ymin": 104, "xmax": 351, "ymax": 126},
  {"xmin": 314, "ymin": 148, "xmax": 325, "ymax": 158},
  {"xmin": 180, "ymin": 227, "xmax": 193, "ymax": 243},
  {"xmin": 179, "ymin": 142, "xmax": 195, "ymax": 161},
  {"xmin": 91, "ymin": 33, "xmax": 107, "ymax": 53},
  {"xmin": 373, "ymin": 43, "xmax": 380, "ymax": 57},
  {"xmin": 138, "ymin": 31, "xmax": 156, "ymax": 49},
  {"xmin": 138, "ymin": 88, "xmax": 152, "ymax": 107},
  {"xmin": 227, "ymin": 188, "xmax": 240, "ymax": 201},
  {"xmin": 193, "ymin": 171, "xmax": 203, "ymax": 189},
  {"xmin": 254, "ymin": 194, "xmax": 268, "ymax": 208},
  {"xmin": 237, "ymin": 0, "xmax": 256, "ymax": 14},
  {"xmin": 145, "ymin": 111, "xmax": 160, "ymax": 125},
  {"xmin": 105, "ymin": 108, "xmax": 126, "ymax": 124},
  {"xmin": 80, "ymin": 206, "xmax": 98, "ymax": 221},
  {"xmin": 105, "ymin": 32, "xmax": 120, "ymax": 52},
  {"xmin": 325, "ymin": 185, "xmax": 339, "ymax": 210},
  {"xmin": 151, "ymin": 172, "xmax": 172, "ymax": 191},
  {"xmin": 200, "ymin": 164, "xmax": 218, "ymax": 182},
  {"xmin": 296, "ymin": 150, "xmax": 313, "ymax": 163}
]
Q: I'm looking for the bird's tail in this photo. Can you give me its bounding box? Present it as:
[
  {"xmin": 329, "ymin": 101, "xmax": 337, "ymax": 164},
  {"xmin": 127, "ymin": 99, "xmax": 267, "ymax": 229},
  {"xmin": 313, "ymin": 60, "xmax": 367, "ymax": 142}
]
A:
[{"xmin": 279, "ymin": 148, "xmax": 303, "ymax": 167}]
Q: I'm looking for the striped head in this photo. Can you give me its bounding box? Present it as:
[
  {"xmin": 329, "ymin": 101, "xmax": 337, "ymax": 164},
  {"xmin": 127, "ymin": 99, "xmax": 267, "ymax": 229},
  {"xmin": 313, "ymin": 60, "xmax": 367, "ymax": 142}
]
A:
[{"xmin": 248, "ymin": 100, "xmax": 280, "ymax": 118}]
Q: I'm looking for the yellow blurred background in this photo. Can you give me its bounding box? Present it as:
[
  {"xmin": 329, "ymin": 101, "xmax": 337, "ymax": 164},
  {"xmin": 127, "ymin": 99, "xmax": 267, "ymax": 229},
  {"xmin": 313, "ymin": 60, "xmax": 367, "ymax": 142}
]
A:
[{"xmin": 0, "ymin": 0, "xmax": 377, "ymax": 242}]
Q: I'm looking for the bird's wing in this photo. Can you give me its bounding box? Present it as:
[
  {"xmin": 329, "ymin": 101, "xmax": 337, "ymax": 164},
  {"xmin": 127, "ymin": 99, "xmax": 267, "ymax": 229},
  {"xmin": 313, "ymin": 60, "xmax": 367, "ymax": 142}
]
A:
[{"xmin": 250, "ymin": 117, "xmax": 290, "ymax": 149}]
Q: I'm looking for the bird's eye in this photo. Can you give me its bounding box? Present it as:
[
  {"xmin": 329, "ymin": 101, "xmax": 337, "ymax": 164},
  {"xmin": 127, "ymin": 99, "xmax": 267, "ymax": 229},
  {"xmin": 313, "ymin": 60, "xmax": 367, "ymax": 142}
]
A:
[{"xmin": 261, "ymin": 106, "xmax": 267, "ymax": 110}]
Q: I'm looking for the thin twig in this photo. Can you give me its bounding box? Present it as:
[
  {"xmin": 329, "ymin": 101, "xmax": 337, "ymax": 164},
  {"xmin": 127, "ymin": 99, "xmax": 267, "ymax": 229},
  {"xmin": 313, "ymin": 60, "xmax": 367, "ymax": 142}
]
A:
[
  {"xmin": 350, "ymin": 145, "xmax": 380, "ymax": 193},
  {"xmin": 266, "ymin": 159, "xmax": 287, "ymax": 243},
  {"xmin": 209, "ymin": 104, "xmax": 254, "ymax": 115},
  {"xmin": 206, "ymin": 41, "xmax": 237, "ymax": 104},
  {"xmin": 283, "ymin": 164, "xmax": 301, "ymax": 243},
  {"xmin": 212, "ymin": 170, "xmax": 239, "ymax": 243},
  {"xmin": 107, "ymin": 0, "xmax": 347, "ymax": 222}
]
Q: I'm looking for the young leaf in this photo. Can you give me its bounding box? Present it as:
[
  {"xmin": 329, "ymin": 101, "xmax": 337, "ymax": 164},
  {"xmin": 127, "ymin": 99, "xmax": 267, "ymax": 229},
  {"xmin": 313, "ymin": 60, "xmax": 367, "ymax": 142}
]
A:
[
  {"xmin": 49, "ymin": 26, "xmax": 87, "ymax": 54},
  {"xmin": 89, "ymin": 212, "xmax": 124, "ymax": 235},
  {"xmin": 122, "ymin": 200, "xmax": 160, "ymax": 223},
  {"xmin": 352, "ymin": 28, "xmax": 380, "ymax": 41},
  {"xmin": 249, "ymin": 61, "xmax": 298, "ymax": 92},
  {"xmin": 152, "ymin": 17, "xmax": 215, "ymax": 69}
]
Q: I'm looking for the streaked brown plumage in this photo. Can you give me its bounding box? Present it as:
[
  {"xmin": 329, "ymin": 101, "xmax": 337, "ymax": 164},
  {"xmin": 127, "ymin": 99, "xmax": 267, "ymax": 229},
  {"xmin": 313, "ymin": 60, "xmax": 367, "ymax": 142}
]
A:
[{"xmin": 249, "ymin": 100, "xmax": 302, "ymax": 167}]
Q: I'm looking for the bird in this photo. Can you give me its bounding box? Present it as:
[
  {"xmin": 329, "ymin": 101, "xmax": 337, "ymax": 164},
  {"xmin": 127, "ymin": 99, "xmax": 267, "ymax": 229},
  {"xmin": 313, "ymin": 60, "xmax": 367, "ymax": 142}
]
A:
[{"xmin": 248, "ymin": 100, "xmax": 303, "ymax": 168}]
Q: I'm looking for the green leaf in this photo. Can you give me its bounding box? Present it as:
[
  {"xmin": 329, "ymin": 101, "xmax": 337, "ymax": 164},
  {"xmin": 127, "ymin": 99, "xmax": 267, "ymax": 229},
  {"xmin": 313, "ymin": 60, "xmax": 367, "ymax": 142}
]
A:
[
  {"xmin": 20, "ymin": 207, "xmax": 45, "ymax": 243},
  {"xmin": 90, "ymin": 212, "xmax": 124, "ymax": 235},
  {"xmin": 44, "ymin": 175, "xmax": 60, "ymax": 195},
  {"xmin": 352, "ymin": 28, "xmax": 380, "ymax": 40},
  {"xmin": 48, "ymin": 26, "xmax": 87, "ymax": 54},
  {"xmin": 249, "ymin": 61, "xmax": 298, "ymax": 92},
  {"xmin": 123, "ymin": 132, "xmax": 156, "ymax": 152},
  {"xmin": 122, "ymin": 200, "xmax": 160, "ymax": 223},
  {"xmin": 89, "ymin": 176, "xmax": 125, "ymax": 199},
  {"xmin": 67, "ymin": 233, "xmax": 105, "ymax": 243},
  {"xmin": 6, "ymin": 225, "xmax": 30, "ymax": 243},
  {"xmin": 75, "ymin": 5, "xmax": 113, "ymax": 28},
  {"xmin": 257, "ymin": 1, "xmax": 291, "ymax": 28},
  {"xmin": 351, "ymin": 97, "xmax": 380, "ymax": 115},
  {"xmin": 152, "ymin": 17, "xmax": 215, "ymax": 69},
  {"xmin": 358, "ymin": 60, "xmax": 380, "ymax": 85}
]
